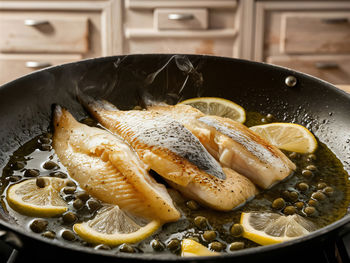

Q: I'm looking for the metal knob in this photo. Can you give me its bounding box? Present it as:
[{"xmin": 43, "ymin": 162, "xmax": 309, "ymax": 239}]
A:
[
  {"xmin": 168, "ymin": 13, "xmax": 194, "ymax": 21},
  {"xmin": 24, "ymin": 19, "xmax": 49, "ymax": 26},
  {"xmin": 25, "ymin": 61, "xmax": 52, "ymax": 69}
]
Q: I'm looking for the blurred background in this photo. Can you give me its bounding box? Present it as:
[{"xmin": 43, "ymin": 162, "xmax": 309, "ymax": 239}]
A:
[{"xmin": 0, "ymin": 0, "xmax": 349, "ymax": 89}]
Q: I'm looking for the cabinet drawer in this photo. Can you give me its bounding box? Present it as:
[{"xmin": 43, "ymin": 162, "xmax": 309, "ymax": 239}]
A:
[
  {"xmin": 0, "ymin": 14, "xmax": 89, "ymax": 53},
  {"xmin": 155, "ymin": 8, "xmax": 208, "ymax": 30},
  {"xmin": 267, "ymin": 55, "xmax": 350, "ymax": 84},
  {"xmin": 281, "ymin": 12, "xmax": 350, "ymax": 54},
  {"xmin": 0, "ymin": 54, "xmax": 82, "ymax": 85}
]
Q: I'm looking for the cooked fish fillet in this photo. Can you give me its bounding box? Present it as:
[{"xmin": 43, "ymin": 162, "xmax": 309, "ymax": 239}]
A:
[
  {"xmin": 52, "ymin": 106, "xmax": 180, "ymax": 222},
  {"xmin": 82, "ymin": 99, "xmax": 257, "ymax": 211},
  {"xmin": 149, "ymin": 104, "xmax": 296, "ymax": 189}
]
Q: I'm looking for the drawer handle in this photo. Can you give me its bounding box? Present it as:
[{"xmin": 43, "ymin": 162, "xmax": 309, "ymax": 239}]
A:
[
  {"xmin": 168, "ymin": 13, "xmax": 194, "ymax": 21},
  {"xmin": 321, "ymin": 18, "xmax": 348, "ymax": 24},
  {"xmin": 315, "ymin": 62, "xmax": 339, "ymax": 70},
  {"xmin": 25, "ymin": 61, "xmax": 52, "ymax": 69},
  {"xmin": 24, "ymin": 19, "xmax": 49, "ymax": 26}
]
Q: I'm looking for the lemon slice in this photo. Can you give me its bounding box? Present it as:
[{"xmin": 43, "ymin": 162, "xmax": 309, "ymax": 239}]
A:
[
  {"xmin": 249, "ymin": 123, "xmax": 317, "ymax": 153},
  {"xmin": 240, "ymin": 212, "xmax": 316, "ymax": 245},
  {"xmin": 73, "ymin": 205, "xmax": 161, "ymax": 246},
  {"xmin": 181, "ymin": 239, "xmax": 219, "ymax": 257},
  {"xmin": 7, "ymin": 177, "xmax": 68, "ymax": 217},
  {"xmin": 179, "ymin": 97, "xmax": 246, "ymax": 123}
]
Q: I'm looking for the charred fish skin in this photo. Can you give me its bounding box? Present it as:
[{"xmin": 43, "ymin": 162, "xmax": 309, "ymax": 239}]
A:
[
  {"xmin": 148, "ymin": 104, "xmax": 296, "ymax": 189},
  {"xmin": 52, "ymin": 106, "xmax": 180, "ymax": 223}
]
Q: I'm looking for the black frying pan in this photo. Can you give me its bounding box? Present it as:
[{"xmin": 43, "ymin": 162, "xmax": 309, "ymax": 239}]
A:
[{"xmin": 0, "ymin": 54, "xmax": 350, "ymax": 262}]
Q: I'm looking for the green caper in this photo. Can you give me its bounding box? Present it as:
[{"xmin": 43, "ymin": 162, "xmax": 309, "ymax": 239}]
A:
[
  {"xmin": 73, "ymin": 198, "xmax": 84, "ymax": 210},
  {"xmin": 167, "ymin": 239, "xmax": 181, "ymax": 252},
  {"xmin": 75, "ymin": 191, "xmax": 90, "ymax": 202},
  {"xmin": 317, "ymin": 182, "xmax": 327, "ymax": 190},
  {"xmin": 9, "ymin": 176, "xmax": 21, "ymax": 182},
  {"xmin": 289, "ymin": 152, "xmax": 298, "ymax": 159},
  {"xmin": 261, "ymin": 118, "xmax": 267, "ymax": 123},
  {"xmin": 30, "ymin": 219, "xmax": 48, "ymax": 233},
  {"xmin": 229, "ymin": 241, "xmax": 245, "ymax": 251},
  {"xmin": 87, "ymin": 199, "xmax": 102, "ymax": 212},
  {"xmin": 13, "ymin": 161, "xmax": 26, "ymax": 170},
  {"xmin": 209, "ymin": 241, "xmax": 224, "ymax": 252},
  {"xmin": 63, "ymin": 186, "xmax": 76, "ymax": 195},
  {"xmin": 95, "ymin": 244, "xmax": 111, "ymax": 250},
  {"xmin": 289, "ymin": 191, "xmax": 299, "ymax": 202},
  {"xmin": 203, "ymin": 230, "xmax": 216, "ymax": 242},
  {"xmin": 297, "ymin": 182, "xmax": 309, "ymax": 192},
  {"xmin": 308, "ymin": 199, "xmax": 318, "ymax": 207},
  {"xmin": 24, "ymin": 169, "xmax": 40, "ymax": 177},
  {"xmin": 39, "ymin": 144, "xmax": 51, "ymax": 151},
  {"xmin": 266, "ymin": 114, "xmax": 274, "ymax": 121},
  {"xmin": 302, "ymin": 169, "xmax": 313, "ymax": 177},
  {"xmin": 39, "ymin": 137, "xmax": 51, "ymax": 144},
  {"xmin": 304, "ymin": 206, "xmax": 316, "ymax": 216},
  {"xmin": 186, "ymin": 200, "xmax": 199, "ymax": 210},
  {"xmin": 50, "ymin": 171, "xmax": 67, "ymax": 179},
  {"xmin": 43, "ymin": 161, "xmax": 59, "ymax": 170},
  {"xmin": 66, "ymin": 180, "xmax": 76, "ymax": 187},
  {"xmin": 306, "ymin": 165, "xmax": 317, "ymax": 171},
  {"xmin": 272, "ymin": 198, "xmax": 285, "ymax": 210},
  {"xmin": 194, "ymin": 216, "xmax": 208, "ymax": 230},
  {"xmin": 295, "ymin": 201, "xmax": 304, "ymax": 210},
  {"xmin": 61, "ymin": 230, "xmax": 76, "ymax": 241},
  {"xmin": 323, "ymin": 186, "xmax": 334, "ymax": 196},
  {"xmin": 119, "ymin": 243, "xmax": 135, "ymax": 253},
  {"xmin": 36, "ymin": 177, "xmax": 46, "ymax": 188},
  {"xmin": 62, "ymin": 212, "xmax": 77, "ymax": 224},
  {"xmin": 151, "ymin": 239, "xmax": 165, "ymax": 251},
  {"xmin": 282, "ymin": 190, "xmax": 290, "ymax": 199},
  {"xmin": 230, "ymin": 224, "xmax": 243, "ymax": 237},
  {"xmin": 283, "ymin": 206, "xmax": 296, "ymax": 215},
  {"xmin": 311, "ymin": 191, "xmax": 326, "ymax": 201},
  {"xmin": 306, "ymin": 154, "xmax": 317, "ymax": 162},
  {"xmin": 42, "ymin": 230, "xmax": 56, "ymax": 239}
]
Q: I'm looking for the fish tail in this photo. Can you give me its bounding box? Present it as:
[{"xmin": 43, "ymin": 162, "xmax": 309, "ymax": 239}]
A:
[{"xmin": 78, "ymin": 92, "xmax": 119, "ymax": 114}]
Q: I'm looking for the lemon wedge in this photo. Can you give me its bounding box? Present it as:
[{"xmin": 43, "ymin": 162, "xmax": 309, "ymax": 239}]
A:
[
  {"xmin": 240, "ymin": 212, "xmax": 316, "ymax": 245},
  {"xmin": 73, "ymin": 205, "xmax": 161, "ymax": 246},
  {"xmin": 181, "ymin": 239, "xmax": 219, "ymax": 257},
  {"xmin": 249, "ymin": 123, "xmax": 317, "ymax": 153},
  {"xmin": 179, "ymin": 97, "xmax": 246, "ymax": 123},
  {"xmin": 7, "ymin": 177, "xmax": 68, "ymax": 217}
]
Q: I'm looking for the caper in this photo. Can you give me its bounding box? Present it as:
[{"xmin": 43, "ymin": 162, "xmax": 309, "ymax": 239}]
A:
[
  {"xmin": 9, "ymin": 176, "xmax": 21, "ymax": 182},
  {"xmin": 203, "ymin": 230, "xmax": 216, "ymax": 242},
  {"xmin": 24, "ymin": 169, "xmax": 40, "ymax": 177},
  {"xmin": 295, "ymin": 202, "xmax": 304, "ymax": 210},
  {"xmin": 283, "ymin": 206, "xmax": 296, "ymax": 215},
  {"xmin": 266, "ymin": 114, "xmax": 274, "ymax": 121},
  {"xmin": 151, "ymin": 239, "xmax": 165, "ymax": 251},
  {"xmin": 62, "ymin": 212, "xmax": 77, "ymax": 224},
  {"xmin": 289, "ymin": 191, "xmax": 299, "ymax": 202},
  {"xmin": 312, "ymin": 191, "xmax": 326, "ymax": 201},
  {"xmin": 36, "ymin": 177, "xmax": 46, "ymax": 188},
  {"xmin": 289, "ymin": 152, "xmax": 298, "ymax": 159},
  {"xmin": 302, "ymin": 169, "xmax": 313, "ymax": 178},
  {"xmin": 30, "ymin": 219, "xmax": 48, "ymax": 233},
  {"xmin": 75, "ymin": 191, "xmax": 90, "ymax": 202},
  {"xmin": 119, "ymin": 243, "xmax": 135, "ymax": 253},
  {"xmin": 63, "ymin": 186, "xmax": 76, "ymax": 195},
  {"xmin": 66, "ymin": 180, "xmax": 76, "ymax": 187},
  {"xmin": 39, "ymin": 137, "xmax": 51, "ymax": 144},
  {"xmin": 95, "ymin": 244, "xmax": 111, "ymax": 250},
  {"xmin": 306, "ymin": 165, "xmax": 317, "ymax": 171},
  {"xmin": 50, "ymin": 171, "xmax": 67, "ymax": 179},
  {"xmin": 39, "ymin": 144, "xmax": 51, "ymax": 151},
  {"xmin": 307, "ymin": 153, "xmax": 316, "ymax": 161},
  {"xmin": 317, "ymin": 182, "xmax": 327, "ymax": 190},
  {"xmin": 42, "ymin": 231, "xmax": 56, "ymax": 239},
  {"xmin": 230, "ymin": 224, "xmax": 243, "ymax": 237},
  {"xmin": 43, "ymin": 161, "xmax": 59, "ymax": 170},
  {"xmin": 261, "ymin": 118, "xmax": 267, "ymax": 123},
  {"xmin": 308, "ymin": 199, "xmax": 318, "ymax": 207},
  {"xmin": 87, "ymin": 199, "xmax": 102, "ymax": 212},
  {"xmin": 186, "ymin": 200, "xmax": 199, "ymax": 210},
  {"xmin": 272, "ymin": 198, "xmax": 285, "ymax": 210},
  {"xmin": 73, "ymin": 198, "xmax": 84, "ymax": 210},
  {"xmin": 194, "ymin": 216, "xmax": 208, "ymax": 230},
  {"xmin": 133, "ymin": 106, "xmax": 142, "ymax": 110},
  {"xmin": 167, "ymin": 239, "xmax": 180, "ymax": 252},
  {"xmin": 304, "ymin": 206, "xmax": 316, "ymax": 216},
  {"xmin": 297, "ymin": 182, "xmax": 309, "ymax": 192},
  {"xmin": 82, "ymin": 118, "xmax": 96, "ymax": 126},
  {"xmin": 229, "ymin": 241, "xmax": 245, "ymax": 251},
  {"xmin": 323, "ymin": 186, "xmax": 334, "ymax": 196},
  {"xmin": 282, "ymin": 190, "xmax": 291, "ymax": 199},
  {"xmin": 13, "ymin": 161, "xmax": 25, "ymax": 170},
  {"xmin": 61, "ymin": 230, "xmax": 76, "ymax": 241},
  {"xmin": 209, "ymin": 241, "xmax": 224, "ymax": 252}
]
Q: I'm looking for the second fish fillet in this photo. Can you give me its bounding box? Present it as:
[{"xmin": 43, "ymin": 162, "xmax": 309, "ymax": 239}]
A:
[{"xmin": 52, "ymin": 106, "xmax": 180, "ymax": 223}]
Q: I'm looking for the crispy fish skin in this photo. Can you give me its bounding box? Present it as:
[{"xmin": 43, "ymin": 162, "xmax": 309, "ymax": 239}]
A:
[
  {"xmin": 52, "ymin": 106, "xmax": 180, "ymax": 222},
  {"xmin": 149, "ymin": 104, "xmax": 296, "ymax": 189}
]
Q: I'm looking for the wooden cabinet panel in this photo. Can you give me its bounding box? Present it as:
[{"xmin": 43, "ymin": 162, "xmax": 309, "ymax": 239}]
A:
[
  {"xmin": 0, "ymin": 14, "xmax": 89, "ymax": 53},
  {"xmin": 281, "ymin": 12, "xmax": 350, "ymax": 54},
  {"xmin": 0, "ymin": 54, "xmax": 82, "ymax": 85},
  {"xmin": 267, "ymin": 55, "xmax": 350, "ymax": 84}
]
